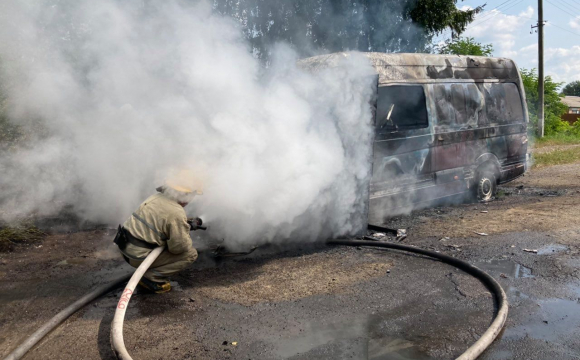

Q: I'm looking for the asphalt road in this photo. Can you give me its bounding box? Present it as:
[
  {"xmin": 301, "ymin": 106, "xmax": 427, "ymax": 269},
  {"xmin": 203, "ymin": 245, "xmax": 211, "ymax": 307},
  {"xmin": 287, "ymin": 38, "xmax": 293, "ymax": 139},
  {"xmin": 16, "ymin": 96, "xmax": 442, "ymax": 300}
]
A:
[{"xmin": 1, "ymin": 161, "xmax": 579, "ymax": 360}]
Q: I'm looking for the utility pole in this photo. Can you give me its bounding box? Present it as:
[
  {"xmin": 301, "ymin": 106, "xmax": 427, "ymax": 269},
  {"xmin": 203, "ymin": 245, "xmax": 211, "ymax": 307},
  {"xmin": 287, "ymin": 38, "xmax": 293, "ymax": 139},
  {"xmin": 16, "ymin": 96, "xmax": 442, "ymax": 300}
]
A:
[{"xmin": 537, "ymin": 0, "xmax": 545, "ymax": 137}]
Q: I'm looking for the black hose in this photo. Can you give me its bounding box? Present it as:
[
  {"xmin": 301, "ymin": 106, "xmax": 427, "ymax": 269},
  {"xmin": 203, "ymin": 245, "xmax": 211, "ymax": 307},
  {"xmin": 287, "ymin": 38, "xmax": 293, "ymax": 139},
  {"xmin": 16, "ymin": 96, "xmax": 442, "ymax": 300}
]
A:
[
  {"xmin": 4, "ymin": 229, "xmax": 507, "ymax": 360},
  {"xmin": 333, "ymin": 237, "xmax": 505, "ymax": 305},
  {"xmin": 3, "ymin": 273, "xmax": 131, "ymax": 360},
  {"xmin": 327, "ymin": 235, "xmax": 508, "ymax": 360}
]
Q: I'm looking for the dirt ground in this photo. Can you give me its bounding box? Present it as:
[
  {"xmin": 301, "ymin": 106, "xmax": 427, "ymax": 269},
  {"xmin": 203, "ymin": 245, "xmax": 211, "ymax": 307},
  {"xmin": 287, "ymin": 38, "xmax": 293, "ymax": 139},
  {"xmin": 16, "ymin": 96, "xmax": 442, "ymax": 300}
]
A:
[
  {"xmin": 529, "ymin": 143, "xmax": 580, "ymax": 155},
  {"xmin": 190, "ymin": 251, "xmax": 392, "ymax": 306},
  {"xmin": 1, "ymin": 159, "xmax": 580, "ymax": 359},
  {"xmin": 386, "ymin": 163, "xmax": 580, "ymax": 239}
]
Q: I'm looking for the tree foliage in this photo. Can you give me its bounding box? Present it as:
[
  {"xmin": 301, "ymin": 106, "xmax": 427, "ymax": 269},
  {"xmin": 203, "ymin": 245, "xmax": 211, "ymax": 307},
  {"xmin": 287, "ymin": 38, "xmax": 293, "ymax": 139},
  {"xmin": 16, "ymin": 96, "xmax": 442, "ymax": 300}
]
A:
[
  {"xmin": 561, "ymin": 81, "xmax": 580, "ymax": 96},
  {"xmin": 212, "ymin": 0, "xmax": 484, "ymax": 60},
  {"xmin": 408, "ymin": 0, "xmax": 483, "ymax": 37},
  {"xmin": 520, "ymin": 69, "xmax": 570, "ymax": 136},
  {"xmin": 437, "ymin": 36, "xmax": 493, "ymax": 56}
]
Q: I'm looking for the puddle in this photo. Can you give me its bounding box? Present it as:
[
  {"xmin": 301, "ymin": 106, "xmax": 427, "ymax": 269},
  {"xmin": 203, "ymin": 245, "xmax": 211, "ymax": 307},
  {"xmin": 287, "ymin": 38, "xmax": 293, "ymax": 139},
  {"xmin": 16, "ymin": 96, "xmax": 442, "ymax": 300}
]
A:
[
  {"xmin": 503, "ymin": 297, "xmax": 580, "ymax": 341},
  {"xmin": 274, "ymin": 315, "xmax": 433, "ymax": 359},
  {"xmin": 475, "ymin": 260, "xmax": 534, "ymax": 278},
  {"xmin": 55, "ymin": 257, "xmax": 91, "ymax": 266},
  {"xmin": 566, "ymin": 258, "xmax": 580, "ymax": 268},
  {"xmin": 368, "ymin": 337, "xmax": 432, "ymax": 360},
  {"xmin": 507, "ymin": 286, "xmax": 530, "ymax": 299},
  {"xmin": 482, "ymin": 282, "xmax": 580, "ymax": 359},
  {"xmin": 537, "ymin": 244, "xmax": 568, "ymax": 255},
  {"xmin": 274, "ymin": 316, "xmax": 365, "ymax": 358},
  {"xmin": 482, "ymin": 349, "xmax": 514, "ymax": 360},
  {"xmin": 568, "ymin": 283, "xmax": 580, "ymax": 298}
]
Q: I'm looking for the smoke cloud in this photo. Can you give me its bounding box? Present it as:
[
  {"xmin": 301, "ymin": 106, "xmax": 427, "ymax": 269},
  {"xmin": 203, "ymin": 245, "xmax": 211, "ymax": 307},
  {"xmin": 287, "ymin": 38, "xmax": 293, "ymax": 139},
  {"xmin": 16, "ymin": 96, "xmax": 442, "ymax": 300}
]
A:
[{"xmin": 0, "ymin": 0, "xmax": 376, "ymax": 247}]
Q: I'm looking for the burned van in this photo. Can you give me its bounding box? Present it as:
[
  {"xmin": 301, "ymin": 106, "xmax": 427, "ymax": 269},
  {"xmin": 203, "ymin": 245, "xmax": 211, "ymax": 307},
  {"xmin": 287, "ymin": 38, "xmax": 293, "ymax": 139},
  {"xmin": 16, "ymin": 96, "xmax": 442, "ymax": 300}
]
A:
[{"xmin": 301, "ymin": 52, "xmax": 529, "ymax": 222}]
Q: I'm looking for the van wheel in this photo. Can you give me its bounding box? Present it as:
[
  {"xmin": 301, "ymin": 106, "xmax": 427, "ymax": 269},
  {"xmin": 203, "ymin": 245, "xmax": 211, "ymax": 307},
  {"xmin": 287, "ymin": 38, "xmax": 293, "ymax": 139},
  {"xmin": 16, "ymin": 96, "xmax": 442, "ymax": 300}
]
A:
[{"xmin": 475, "ymin": 168, "xmax": 497, "ymax": 202}]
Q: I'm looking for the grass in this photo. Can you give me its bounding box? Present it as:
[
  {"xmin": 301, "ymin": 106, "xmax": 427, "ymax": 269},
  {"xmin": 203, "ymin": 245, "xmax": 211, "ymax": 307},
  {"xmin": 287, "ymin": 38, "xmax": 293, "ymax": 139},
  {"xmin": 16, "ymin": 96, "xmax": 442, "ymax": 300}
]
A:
[
  {"xmin": 495, "ymin": 189, "xmax": 506, "ymax": 199},
  {"xmin": 533, "ymin": 146, "xmax": 580, "ymax": 168},
  {"xmin": 533, "ymin": 133, "xmax": 580, "ymax": 148},
  {"xmin": 0, "ymin": 224, "xmax": 46, "ymax": 252}
]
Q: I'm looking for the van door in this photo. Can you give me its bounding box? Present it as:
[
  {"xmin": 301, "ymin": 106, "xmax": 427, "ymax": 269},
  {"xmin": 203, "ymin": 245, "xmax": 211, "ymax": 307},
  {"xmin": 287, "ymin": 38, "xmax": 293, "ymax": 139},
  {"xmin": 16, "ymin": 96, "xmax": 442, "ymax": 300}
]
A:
[
  {"xmin": 430, "ymin": 83, "xmax": 491, "ymax": 197},
  {"xmin": 370, "ymin": 84, "xmax": 432, "ymax": 210},
  {"xmin": 482, "ymin": 82, "xmax": 527, "ymax": 180},
  {"xmin": 431, "ymin": 84, "xmax": 462, "ymax": 184},
  {"xmin": 504, "ymin": 84, "xmax": 527, "ymax": 161}
]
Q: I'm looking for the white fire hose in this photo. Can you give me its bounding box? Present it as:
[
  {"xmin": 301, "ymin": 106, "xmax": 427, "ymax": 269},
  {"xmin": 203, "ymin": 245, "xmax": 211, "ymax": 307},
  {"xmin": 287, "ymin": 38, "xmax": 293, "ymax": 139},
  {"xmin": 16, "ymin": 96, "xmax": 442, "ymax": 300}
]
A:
[
  {"xmin": 3, "ymin": 239, "xmax": 507, "ymax": 360},
  {"xmin": 110, "ymin": 246, "xmax": 165, "ymax": 360},
  {"xmin": 2, "ymin": 273, "xmax": 131, "ymax": 360}
]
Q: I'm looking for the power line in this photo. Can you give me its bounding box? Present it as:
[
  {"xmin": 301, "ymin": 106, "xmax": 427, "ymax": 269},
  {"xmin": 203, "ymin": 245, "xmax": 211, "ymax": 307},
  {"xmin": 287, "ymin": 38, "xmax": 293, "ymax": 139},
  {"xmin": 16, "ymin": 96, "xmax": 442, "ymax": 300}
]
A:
[
  {"xmin": 483, "ymin": 0, "xmax": 519, "ymax": 16},
  {"xmin": 548, "ymin": 21, "xmax": 580, "ymax": 37},
  {"xmin": 541, "ymin": 1, "xmax": 580, "ymax": 38},
  {"xmin": 470, "ymin": 0, "xmax": 519, "ymax": 24},
  {"xmin": 470, "ymin": 1, "xmax": 518, "ymax": 28},
  {"xmin": 468, "ymin": 0, "xmax": 519, "ymax": 26},
  {"xmin": 437, "ymin": 0, "xmax": 520, "ymax": 40},
  {"xmin": 558, "ymin": 0, "xmax": 580, "ymax": 13},
  {"xmin": 469, "ymin": 0, "xmax": 527, "ymax": 28},
  {"xmin": 545, "ymin": 0, "xmax": 579, "ymax": 16},
  {"xmin": 561, "ymin": 0, "xmax": 580, "ymax": 12}
]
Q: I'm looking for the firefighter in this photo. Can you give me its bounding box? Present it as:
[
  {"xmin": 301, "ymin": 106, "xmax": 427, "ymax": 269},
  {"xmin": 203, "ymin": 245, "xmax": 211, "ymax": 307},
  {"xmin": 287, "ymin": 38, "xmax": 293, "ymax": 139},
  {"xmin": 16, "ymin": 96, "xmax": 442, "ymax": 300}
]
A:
[{"xmin": 113, "ymin": 172, "xmax": 203, "ymax": 293}]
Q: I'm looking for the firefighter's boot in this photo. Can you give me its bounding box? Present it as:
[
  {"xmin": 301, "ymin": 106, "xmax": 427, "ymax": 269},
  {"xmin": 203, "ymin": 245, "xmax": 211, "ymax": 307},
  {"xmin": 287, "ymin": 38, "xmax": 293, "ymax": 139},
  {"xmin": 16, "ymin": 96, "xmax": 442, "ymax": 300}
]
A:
[{"xmin": 138, "ymin": 277, "xmax": 172, "ymax": 294}]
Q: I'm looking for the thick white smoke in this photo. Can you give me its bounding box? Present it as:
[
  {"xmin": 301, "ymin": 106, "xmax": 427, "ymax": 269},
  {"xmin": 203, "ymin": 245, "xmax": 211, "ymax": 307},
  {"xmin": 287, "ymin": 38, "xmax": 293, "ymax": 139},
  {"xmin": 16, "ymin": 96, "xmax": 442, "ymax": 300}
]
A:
[{"xmin": 0, "ymin": 0, "xmax": 376, "ymax": 247}]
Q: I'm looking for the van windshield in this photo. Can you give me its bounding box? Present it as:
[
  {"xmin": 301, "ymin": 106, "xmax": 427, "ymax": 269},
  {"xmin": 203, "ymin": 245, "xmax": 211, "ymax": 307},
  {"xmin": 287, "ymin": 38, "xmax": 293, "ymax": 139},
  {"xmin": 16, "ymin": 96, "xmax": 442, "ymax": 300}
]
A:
[{"xmin": 376, "ymin": 85, "xmax": 428, "ymax": 131}]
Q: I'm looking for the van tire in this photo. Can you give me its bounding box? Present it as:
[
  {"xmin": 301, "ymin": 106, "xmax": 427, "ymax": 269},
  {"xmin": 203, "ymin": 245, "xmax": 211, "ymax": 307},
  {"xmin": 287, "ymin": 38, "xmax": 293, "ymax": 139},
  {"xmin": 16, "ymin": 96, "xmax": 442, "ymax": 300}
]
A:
[{"xmin": 475, "ymin": 167, "xmax": 497, "ymax": 202}]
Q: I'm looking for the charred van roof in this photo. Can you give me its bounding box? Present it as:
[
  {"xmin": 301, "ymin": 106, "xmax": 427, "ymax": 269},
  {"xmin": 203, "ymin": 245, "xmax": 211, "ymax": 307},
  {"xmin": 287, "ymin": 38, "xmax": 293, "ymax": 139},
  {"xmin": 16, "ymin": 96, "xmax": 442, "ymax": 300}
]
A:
[{"xmin": 298, "ymin": 52, "xmax": 520, "ymax": 83}]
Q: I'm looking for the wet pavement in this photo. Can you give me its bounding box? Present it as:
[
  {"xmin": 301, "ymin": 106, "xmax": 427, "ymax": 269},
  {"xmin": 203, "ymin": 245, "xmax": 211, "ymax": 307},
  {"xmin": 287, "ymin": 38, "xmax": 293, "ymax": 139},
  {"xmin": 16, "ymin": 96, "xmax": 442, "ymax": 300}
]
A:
[
  {"xmin": 476, "ymin": 259, "xmax": 535, "ymax": 279},
  {"xmin": 1, "ymin": 228, "xmax": 579, "ymax": 360},
  {"xmin": 2, "ymin": 168, "xmax": 580, "ymax": 359}
]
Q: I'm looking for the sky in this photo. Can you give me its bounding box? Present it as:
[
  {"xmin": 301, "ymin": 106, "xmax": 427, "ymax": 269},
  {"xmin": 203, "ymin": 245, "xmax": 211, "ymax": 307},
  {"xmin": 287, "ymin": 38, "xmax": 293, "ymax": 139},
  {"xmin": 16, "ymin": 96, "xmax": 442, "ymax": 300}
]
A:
[{"xmin": 436, "ymin": 0, "xmax": 580, "ymax": 86}]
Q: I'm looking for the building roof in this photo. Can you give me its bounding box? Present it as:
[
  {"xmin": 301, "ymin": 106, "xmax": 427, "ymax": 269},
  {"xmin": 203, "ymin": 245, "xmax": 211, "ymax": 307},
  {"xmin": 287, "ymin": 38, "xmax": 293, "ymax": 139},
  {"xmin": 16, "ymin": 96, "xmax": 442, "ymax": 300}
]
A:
[
  {"xmin": 561, "ymin": 96, "xmax": 580, "ymax": 108},
  {"xmin": 298, "ymin": 52, "xmax": 520, "ymax": 83}
]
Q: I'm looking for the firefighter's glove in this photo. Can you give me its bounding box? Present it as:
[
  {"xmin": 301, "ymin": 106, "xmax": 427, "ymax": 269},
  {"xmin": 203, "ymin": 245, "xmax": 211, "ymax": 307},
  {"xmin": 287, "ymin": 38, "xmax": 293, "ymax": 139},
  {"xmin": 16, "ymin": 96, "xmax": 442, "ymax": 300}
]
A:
[{"xmin": 187, "ymin": 217, "xmax": 203, "ymax": 231}]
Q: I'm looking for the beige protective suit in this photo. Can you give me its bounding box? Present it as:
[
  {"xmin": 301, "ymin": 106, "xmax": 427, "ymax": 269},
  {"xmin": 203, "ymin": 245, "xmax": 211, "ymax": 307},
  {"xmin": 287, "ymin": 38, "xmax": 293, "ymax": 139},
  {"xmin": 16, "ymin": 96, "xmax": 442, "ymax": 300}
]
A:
[{"xmin": 121, "ymin": 193, "xmax": 198, "ymax": 282}]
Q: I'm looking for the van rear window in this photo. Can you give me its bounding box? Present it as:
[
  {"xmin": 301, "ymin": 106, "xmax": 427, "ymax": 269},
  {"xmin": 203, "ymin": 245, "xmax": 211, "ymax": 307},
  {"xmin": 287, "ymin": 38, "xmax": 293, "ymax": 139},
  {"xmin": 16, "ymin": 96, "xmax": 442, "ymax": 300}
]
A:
[{"xmin": 376, "ymin": 85, "xmax": 428, "ymax": 131}]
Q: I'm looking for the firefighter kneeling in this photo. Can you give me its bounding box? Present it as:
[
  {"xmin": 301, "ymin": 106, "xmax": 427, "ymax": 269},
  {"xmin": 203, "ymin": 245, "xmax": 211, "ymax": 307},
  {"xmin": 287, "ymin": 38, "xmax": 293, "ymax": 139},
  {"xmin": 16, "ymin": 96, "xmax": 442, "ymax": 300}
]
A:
[{"xmin": 114, "ymin": 173, "xmax": 203, "ymax": 294}]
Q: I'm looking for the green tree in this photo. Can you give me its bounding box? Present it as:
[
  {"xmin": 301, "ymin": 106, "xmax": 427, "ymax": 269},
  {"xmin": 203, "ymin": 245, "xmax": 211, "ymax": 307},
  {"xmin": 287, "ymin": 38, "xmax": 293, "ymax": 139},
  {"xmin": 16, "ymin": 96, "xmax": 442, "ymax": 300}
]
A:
[
  {"xmin": 561, "ymin": 80, "xmax": 580, "ymax": 96},
  {"xmin": 520, "ymin": 69, "xmax": 569, "ymax": 136},
  {"xmin": 213, "ymin": 0, "xmax": 484, "ymax": 60},
  {"xmin": 437, "ymin": 36, "xmax": 493, "ymax": 56},
  {"xmin": 408, "ymin": 0, "xmax": 483, "ymax": 37}
]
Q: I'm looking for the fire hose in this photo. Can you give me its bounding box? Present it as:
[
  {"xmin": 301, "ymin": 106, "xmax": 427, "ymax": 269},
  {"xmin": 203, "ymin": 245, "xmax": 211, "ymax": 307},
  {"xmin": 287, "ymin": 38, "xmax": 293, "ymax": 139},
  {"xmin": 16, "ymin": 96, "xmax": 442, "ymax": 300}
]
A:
[
  {"xmin": 3, "ymin": 226, "xmax": 507, "ymax": 360},
  {"xmin": 2, "ymin": 272, "xmax": 131, "ymax": 360},
  {"xmin": 111, "ymin": 246, "xmax": 165, "ymax": 360},
  {"xmin": 329, "ymin": 237, "xmax": 508, "ymax": 360}
]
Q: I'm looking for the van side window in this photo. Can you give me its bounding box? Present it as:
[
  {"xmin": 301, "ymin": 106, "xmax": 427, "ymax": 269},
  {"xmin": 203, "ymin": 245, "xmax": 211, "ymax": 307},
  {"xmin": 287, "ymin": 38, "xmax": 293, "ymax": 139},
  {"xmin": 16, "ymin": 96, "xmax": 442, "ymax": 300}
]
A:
[
  {"xmin": 482, "ymin": 83, "xmax": 506, "ymax": 124},
  {"xmin": 376, "ymin": 85, "xmax": 428, "ymax": 131},
  {"xmin": 450, "ymin": 84, "xmax": 467, "ymax": 125},
  {"xmin": 504, "ymin": 83, "xmax": 525, "ymax": 122},
  {"xmin": 465, "ymin": 84, "xmax": 486, "ymax": 127},
  {"xmin": 433, "ymin": 84, "xmax": 483, "ymax": 129},
  {"xmin": 433, "ymin": 85, "xmax": 454, "ymax": 127},
  {"xmin": 481, "ymin": 83, "xmax": 524, "ymax": 124}
]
